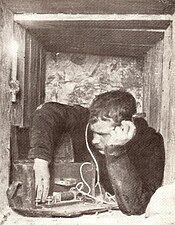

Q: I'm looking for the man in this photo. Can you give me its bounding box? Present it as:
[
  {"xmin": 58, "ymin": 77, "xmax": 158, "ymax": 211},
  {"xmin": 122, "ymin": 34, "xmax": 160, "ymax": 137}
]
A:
[{"xmin": 29, "ymin": 90, "xmax": 165, "ymax": 215}]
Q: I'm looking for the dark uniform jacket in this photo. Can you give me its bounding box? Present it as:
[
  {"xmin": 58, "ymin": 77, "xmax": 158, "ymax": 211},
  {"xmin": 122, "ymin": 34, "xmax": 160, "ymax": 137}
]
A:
[{"xmin": 29, "ymin": 102, "xmax": 165, "ymax": 215}]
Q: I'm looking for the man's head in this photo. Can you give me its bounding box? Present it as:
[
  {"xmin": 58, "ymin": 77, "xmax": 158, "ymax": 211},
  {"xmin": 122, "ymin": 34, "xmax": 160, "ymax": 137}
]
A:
[
  {"xmin": 89, "ymin": 90, "xmax": 137, "ymax": 152},
  {"xmin": 89, "ymin": 89, "xmax": 136, "ymax": 125}
]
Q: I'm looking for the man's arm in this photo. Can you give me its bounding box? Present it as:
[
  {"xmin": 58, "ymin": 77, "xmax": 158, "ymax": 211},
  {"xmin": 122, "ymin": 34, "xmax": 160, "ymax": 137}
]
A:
[
  {"xmin": 29, "ymin": 102, "xmax": 89, "ymax": 202},
  {"xmin": 104, "ymin": 122, "xmax": 165, "ymax": 215}
]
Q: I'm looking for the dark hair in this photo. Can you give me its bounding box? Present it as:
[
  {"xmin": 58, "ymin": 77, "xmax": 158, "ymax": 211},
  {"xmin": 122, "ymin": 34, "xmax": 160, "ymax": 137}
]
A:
[{"xmin": 89, "ymin": 90, "xmax": 136, "ymax": 125}]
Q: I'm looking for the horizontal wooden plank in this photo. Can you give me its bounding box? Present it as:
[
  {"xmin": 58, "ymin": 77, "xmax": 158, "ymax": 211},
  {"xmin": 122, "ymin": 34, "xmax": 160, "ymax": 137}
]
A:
[
  {"xmin": 31, "ymin": 29, "xmax": 164, "ymax": 46},
  {"xmin": 15, "ymin": 20, "xmax": 171, "ymax": 31},
  {"xmin": 28, "ymin": 26, "xmax": 163, "ymax": 57},
  {"xmin": 3, "ymin": 0, "xmax": 175, "ymax": 14},
  {"xmin": 45, "ymin": 42, "xmax": 151, "ymax": 58},
  {"xmin": 14, "ymin": 14, "xmax": 173, "ymax": 22}
]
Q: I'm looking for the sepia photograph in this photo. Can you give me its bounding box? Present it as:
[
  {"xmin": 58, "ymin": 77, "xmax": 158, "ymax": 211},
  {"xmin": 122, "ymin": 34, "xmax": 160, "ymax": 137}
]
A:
[{"xmin": 0, "ymin": 0, "xmax": 175, "ymax": 224}]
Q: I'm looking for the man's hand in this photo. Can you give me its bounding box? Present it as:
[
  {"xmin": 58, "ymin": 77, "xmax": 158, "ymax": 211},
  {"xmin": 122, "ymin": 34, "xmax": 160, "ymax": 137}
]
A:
[
  {"xmin": 107, "ymin": 120, "xmax": 136, "ymax": 146},
  {"xmin": 33, "ymin": 158, "xmax": 50, "ymax": 202}
]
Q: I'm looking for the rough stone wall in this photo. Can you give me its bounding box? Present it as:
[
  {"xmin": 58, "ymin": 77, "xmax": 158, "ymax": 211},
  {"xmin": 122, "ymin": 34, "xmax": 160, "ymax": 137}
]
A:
[{"xmin": 45, "ymin": 52, "xmax": 143, "ymax": 112}]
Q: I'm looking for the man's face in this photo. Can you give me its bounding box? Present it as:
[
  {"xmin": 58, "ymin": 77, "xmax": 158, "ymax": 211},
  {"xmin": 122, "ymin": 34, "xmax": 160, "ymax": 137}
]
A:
[{"xmin": 90, "ymin": 118, "xmax": 116, "ymax": 154}]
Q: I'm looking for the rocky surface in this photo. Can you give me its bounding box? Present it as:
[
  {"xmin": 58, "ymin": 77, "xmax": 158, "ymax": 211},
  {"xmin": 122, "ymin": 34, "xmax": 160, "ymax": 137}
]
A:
[{"xmin": 45, "ymin": 52, "xmax": 143, "ymax": 112}]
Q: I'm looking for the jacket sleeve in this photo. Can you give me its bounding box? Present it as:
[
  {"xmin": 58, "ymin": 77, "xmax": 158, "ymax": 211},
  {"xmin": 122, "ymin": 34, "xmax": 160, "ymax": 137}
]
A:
[
  {"xmin": 28, "ymin": 102, "xmax": 89, "ymax": 163},
  {"xmin": 104, "ymin": 133, "xmax": 165, "ymax": 215}
]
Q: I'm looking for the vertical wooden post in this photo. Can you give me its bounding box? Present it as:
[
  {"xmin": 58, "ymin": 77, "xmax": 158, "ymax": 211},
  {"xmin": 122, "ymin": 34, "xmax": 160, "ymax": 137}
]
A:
[
  {"xmin": 143, "ymin": 40, "xmax": 163, "ymax": 132},
  {"xmin": 0, "ymin": 1, "xmax": 13, "ymax": 212},
  {"xmin": 159, "ymin": 14, "xmax": 175, "ymax": 185},
  {"xmin": 10, "ymin": 23, "xmax": 46, "ymax": 128},
  {"xmin": 10, "ymin": 22, "xmax": 26, "ymax": 126},
  {"xmin": 160, "ymin": 24, "xmax": 172, "ymax": 184},
  {"xmin": 165, "ymin": 14, "xmax": 175, "ymax": 184}
]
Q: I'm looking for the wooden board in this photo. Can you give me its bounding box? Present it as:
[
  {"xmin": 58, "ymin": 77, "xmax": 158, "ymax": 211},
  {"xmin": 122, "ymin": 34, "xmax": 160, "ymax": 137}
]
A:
[
  {"xmin": 164, "ymin": 15, "xmax": 175, "ymax": 184},
  {"xmin": 160, "ymin": 25, "xmax": 172, "ymax": 185},
  {"xmin": 45, "ymin": 43, "xmax": 151, "ymax": 58},
  {"xmin": 10, "ymin": 24, "xmax": 46, "ymax": 127},
  {"xmin": 143, "ymin": 19, "xmax": 175, "ymax": 185},
  {"xmin": 31, "ymin": 29, "xmax": 164, "ymax": 46},
  {"xmin": 29, "ymin": 28, "xmax": 164, "ymax": 57},
  {"xmin": 10, "ymin": 22, "xmax": 26, "ymax": 126},
  {"xmin": 3, "ymin": 0, "xmax": 175, "ymax": 14},
  {"xmin": 0, "ymin": 0, "xmax": 13, "ymax": 212},
  {"xmin": 143, "ymin": 40, "xmax": 164, "ymax": 131},
  {"xmin": 14, "ymin": 20, "xmax": 171, "ymax": 31}
]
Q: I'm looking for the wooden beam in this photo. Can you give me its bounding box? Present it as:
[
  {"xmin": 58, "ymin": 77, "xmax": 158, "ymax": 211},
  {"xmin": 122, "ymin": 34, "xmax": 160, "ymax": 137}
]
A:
[
  {"xmin": 14, "ymin": 14, "xmax": 173, "ymax": 22},
  {"xmin": 160, "ymin": 24, "xmax": 172, "ymax": 185},
  {"xmin": 3, "ymin": 0, "xmax": 175, "ymax": 14},
  {"xmin": 46, "ymin": 43, "xmax": 150, "ymax": 58},
  {"xmin": 31, "ymin": 29, "xmax": 164, "ymax": 46},
  {"xmin": 24, "ymin": 32, "xmax": 46, "ymax": 127},
  {"xmin": 0, "ymin": 0, "xmax": 13, "ymax": 212},
  {"xmin": 10, "ymin": 22, "xmax": 26, "ymax": 126},
  {"xmin": 166, "ymin": 13, "xmax": 175, "ymax": 183},
  {"xmin": 13, "ymin": 20, "xmax": 171, "ymax": 31}
]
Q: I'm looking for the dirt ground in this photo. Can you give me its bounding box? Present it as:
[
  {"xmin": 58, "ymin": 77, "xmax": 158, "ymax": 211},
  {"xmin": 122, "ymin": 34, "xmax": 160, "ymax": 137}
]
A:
[{"xmin": 1, "ymin": 207, "xmax": 175, "ymax": 225}]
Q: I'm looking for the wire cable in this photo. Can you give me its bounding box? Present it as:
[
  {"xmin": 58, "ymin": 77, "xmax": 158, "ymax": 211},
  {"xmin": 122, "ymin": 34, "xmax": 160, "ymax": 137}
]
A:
[
  {"xmin": 85, "ymin": 123, "xmax": 103, "ymax": 195},
  {"xmin": 85, "ymin": 123, "xmax": 117, "ymax": 205},
  {"xmin": 70, "ymin": 123, "xmax": 118, "ymax": 206}
]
